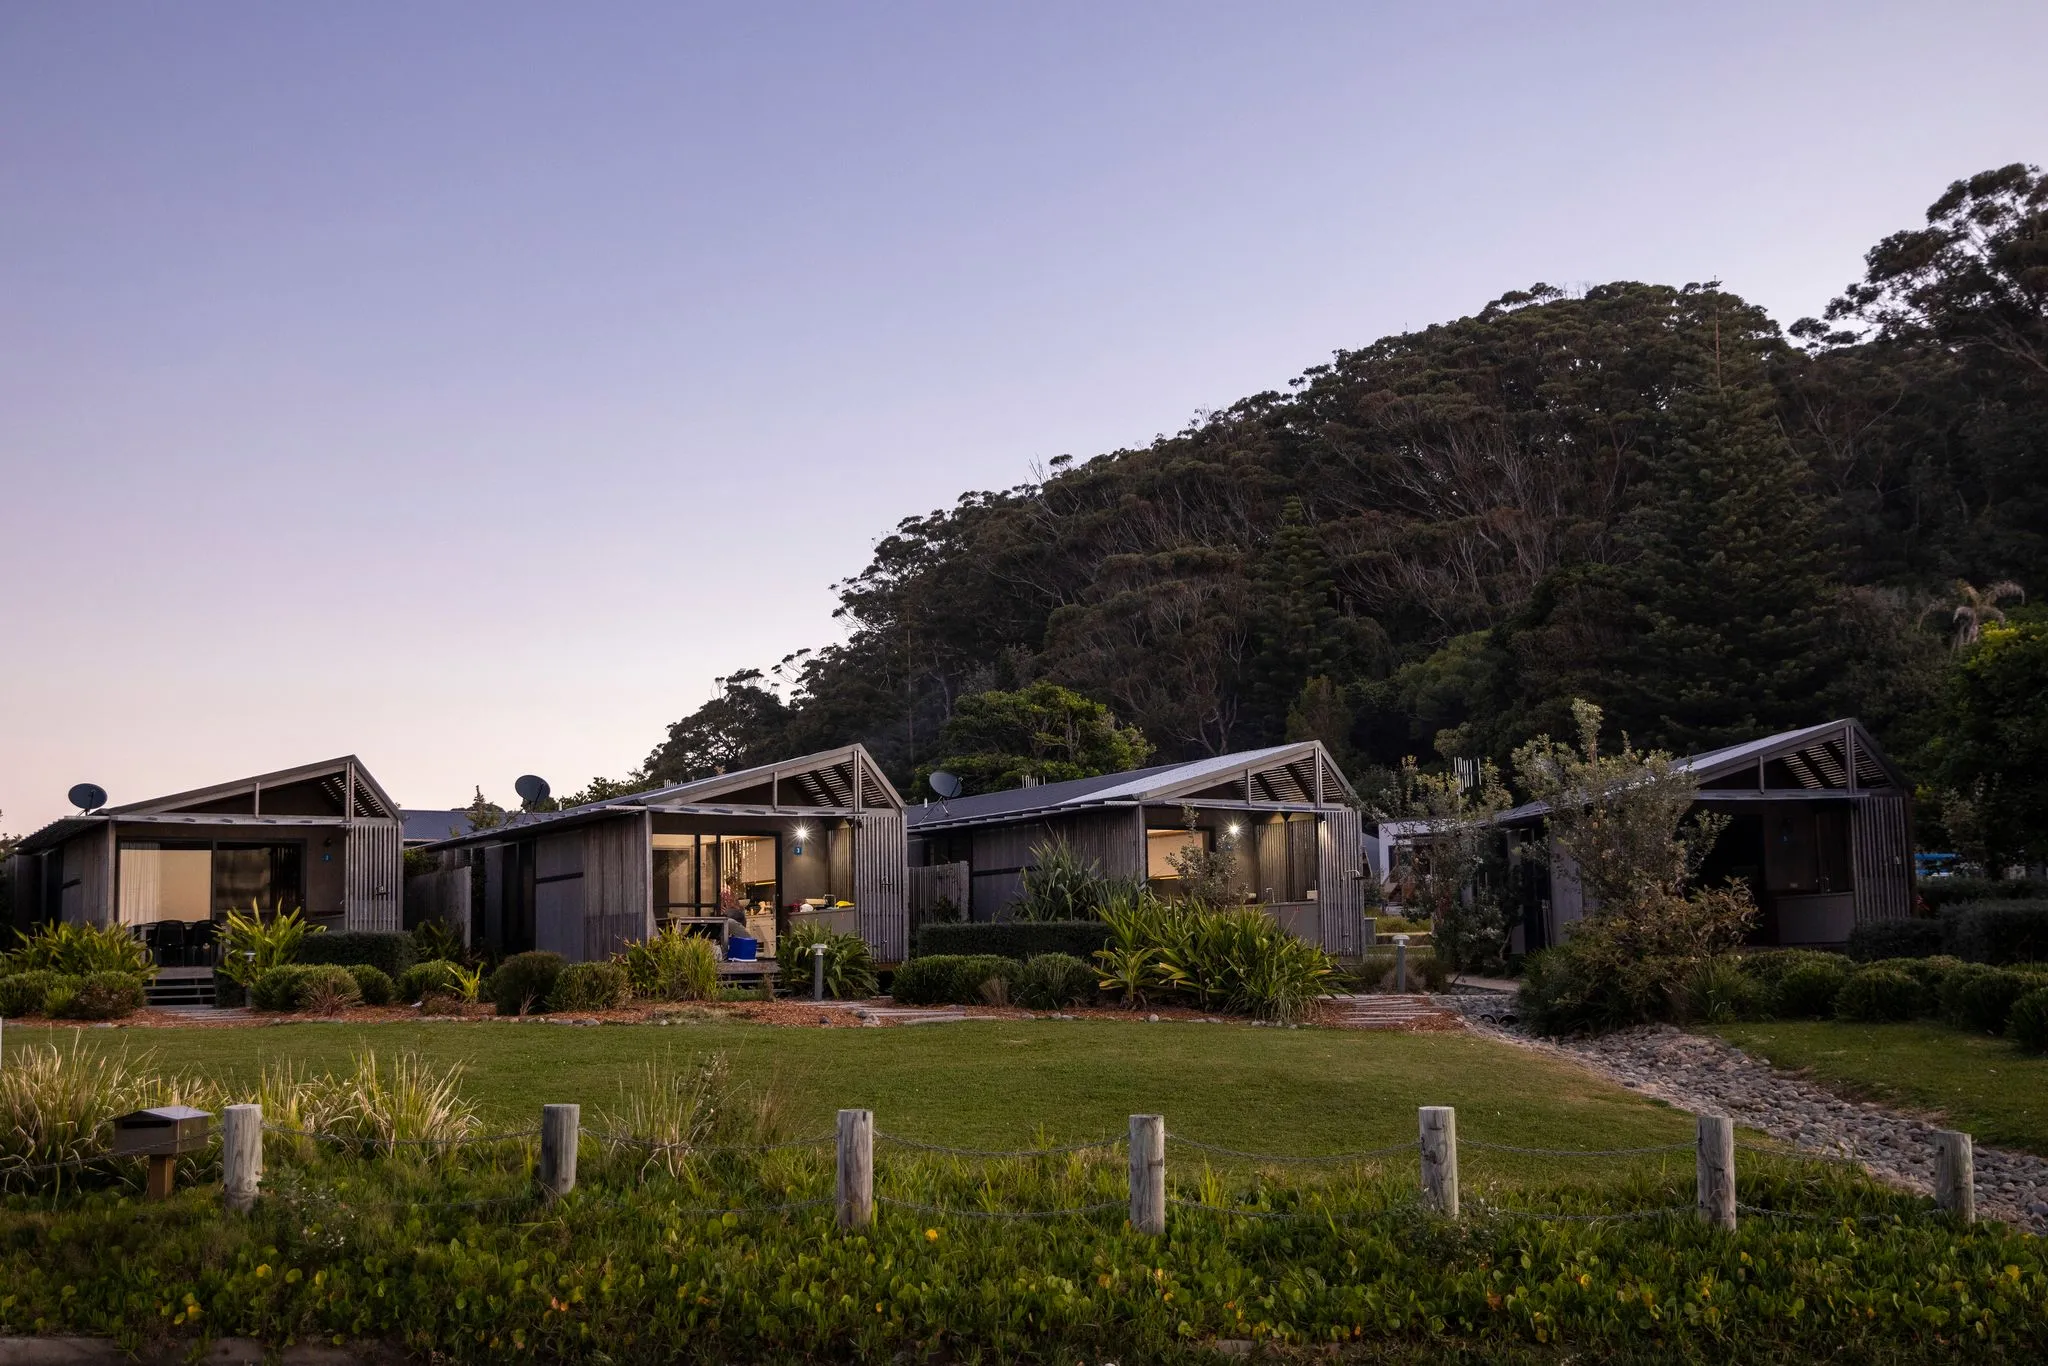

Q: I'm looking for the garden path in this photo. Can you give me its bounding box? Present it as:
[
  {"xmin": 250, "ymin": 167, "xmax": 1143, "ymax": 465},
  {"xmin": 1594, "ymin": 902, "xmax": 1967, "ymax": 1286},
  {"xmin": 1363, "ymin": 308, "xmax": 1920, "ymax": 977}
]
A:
[{"xmin": 1460, "ymin": 1014, "xmax": 2048, "ymax": 1235}]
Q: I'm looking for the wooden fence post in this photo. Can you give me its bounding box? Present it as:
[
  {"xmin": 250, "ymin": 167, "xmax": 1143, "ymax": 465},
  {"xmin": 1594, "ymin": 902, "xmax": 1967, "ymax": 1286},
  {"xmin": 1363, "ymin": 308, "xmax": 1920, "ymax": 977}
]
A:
[
  {"xmin": 222, "ymin": 1103, "xmax": 263, "ymax": 1214},
  {"xmin": 1419, "ymin": 1106, "xmax": 1458, "ymax": 1217},
  {"xmin": 837, "ymin": 1108, "xmax": 874, "ymax": 1228},
  {"xmin": 1935, "ymin": 1130, "xmax": 1975, "ymax": 1223},
  {"xmin": 540, "ymin": 1104, "xmax": 579, "ymax": 1198},
  {"xmin": 1128, "ymin": 1114, "xmax": 1165, "ymax": 1235},
  {"xmin": 1696, "ymin": 1114, "xmax": 1735, "ymax": 1230}
]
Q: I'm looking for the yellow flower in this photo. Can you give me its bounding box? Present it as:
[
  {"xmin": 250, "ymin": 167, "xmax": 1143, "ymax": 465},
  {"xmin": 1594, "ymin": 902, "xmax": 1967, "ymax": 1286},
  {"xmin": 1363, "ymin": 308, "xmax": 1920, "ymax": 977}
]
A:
[{"xmin": 925, "ymin": 1228, "xmax": 940, "ymax": 1241}]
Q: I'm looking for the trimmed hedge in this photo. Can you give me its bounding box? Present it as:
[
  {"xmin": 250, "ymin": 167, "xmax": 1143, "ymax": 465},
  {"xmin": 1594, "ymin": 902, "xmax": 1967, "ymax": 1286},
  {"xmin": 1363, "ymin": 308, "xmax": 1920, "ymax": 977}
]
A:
[
  {"xmin": 59, "ymin": 971, "xmax": 146, "ymax": 1020},
  {"xmin": 252, "ymin": 963, "xmax": 362, "ymax": 1013},
  {"xmin": 488, "ymin": 951, "xmax": 565, "ymax": 1015},
  {"xmin": 1943, "ymin": 900, "xmax": 2048, "ymax": 966},
  {"xmin": 1938, "ymin": 964, "xmax": 2036, "ymax": 1035},
  {"xmin": 0, "ymin": 970, "xmax": 68, "ymax": 1017},
  {"xmin": 347, "ymin": 964, "xmax": 395, "ymax": 1006},
  {"xmin": 2012, "ymin": 987, "xmax": 2048, "ymax": 1054},
  {"xmin": 1773, "ymin": 959, "xmax": 1850, "ymax": 1018},
  {"xmin": 1013, "ymin": 953, "xmax": 1098, "ymax": 1009},
  {"xmin": 397, "ymin": 960, "xmax": 466, "ymax": 1004},
  {"xmin": 550, "ymin": 961, "xmax": 630, "ymax": 1012},
  {"xmin": 295, "ymin": 931, "xmax": 418, "ymax": 979},
  {"xmin": 890, "ymin": 954, "xmax": 1019, "ymax": 1006},
  {"xmin": 1835, "ymin": 967, "xmax": 1920, "ymax": 1022},
  {"xmin": 1844, "ymin": 917, "xmax": 1943, "ymax": 962},
  {"xmin": 1918, "ymin": 876, "xmax": 2048, "ymax": 910},
  {"xmin": 912, "ymin": 920, "xmax": 1111, "ymax": 962}
]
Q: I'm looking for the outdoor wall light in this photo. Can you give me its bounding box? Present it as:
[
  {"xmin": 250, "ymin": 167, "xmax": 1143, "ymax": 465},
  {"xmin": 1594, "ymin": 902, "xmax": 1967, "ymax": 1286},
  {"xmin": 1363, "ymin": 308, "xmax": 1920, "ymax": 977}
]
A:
[{"xmin": 1228, "ymin": 822, "xmax": 1243, "ymax": 837}]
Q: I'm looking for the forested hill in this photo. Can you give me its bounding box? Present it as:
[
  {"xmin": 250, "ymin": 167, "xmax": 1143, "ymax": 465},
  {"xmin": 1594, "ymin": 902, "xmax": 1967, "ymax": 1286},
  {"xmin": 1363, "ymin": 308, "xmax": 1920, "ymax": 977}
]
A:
[{"xmin": 625, "ymin": 164, "xmax": 2047, "ymax": 805}]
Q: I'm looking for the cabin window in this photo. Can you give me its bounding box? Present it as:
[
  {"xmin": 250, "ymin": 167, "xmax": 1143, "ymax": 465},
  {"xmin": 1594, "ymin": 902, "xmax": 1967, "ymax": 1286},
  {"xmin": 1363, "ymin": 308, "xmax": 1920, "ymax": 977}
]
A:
[
  {"xmin": 1146, "ymin": 828, "xmax": 1205, "ymax": 881},
  {"xmin": 652, "ymin": 833, "xmax": 779, "ymax": 923},
  {"xmin": 116, "ymin": 840, "xmax": 302, "ymax": 924}
]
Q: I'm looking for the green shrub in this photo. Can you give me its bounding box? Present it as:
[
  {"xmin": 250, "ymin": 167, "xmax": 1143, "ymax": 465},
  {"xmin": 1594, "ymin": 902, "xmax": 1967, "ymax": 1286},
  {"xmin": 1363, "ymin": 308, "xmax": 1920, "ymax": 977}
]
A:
[
  {"xmin": 250, "ymin": 965, "xmax": 314, "ymax": 1012},
  {"xmin": 347, "ymin": 964, "xmax": 395, "ymax": 1006},
  {"xmin": 1844, "ymin": 917, "xmax": 1944, "ymax": 962},
  {"xmin": 551, "ymin": 961, "xmax": 630, "ymax": 1011},
  {"xmin": 252, "ymin": 964, "xmax": 361, "ymax": 1013},
  {"xmin": 53, "ymin": 972, "xmax": 145, "ymax": 1020},
  {"xmin": 1517, "ymin": 936, "xmax": 1693, "ymax": 1036},
  {"xmin": 1092, "ymin": 899, "xmax": 1333, "ymax": 1023},
  {"xmin": 1772, "ymin": 958, "xmax": 1850, "ymax": 1018},
  {"xmin": 0, "ymin": 921, "xmax": 155, "ymax": 979},
  {"xmin": 620, "ymin": 926, "xmax": 718, "ymax": 1001},
  {"xmin": 2011, "ymin": 987, "xmax": 2048, "ymax": 1055},
  {"xmin": 1939, "ymin": 964, "xmax": 2035, "ymax": 1035},
  {"xmin": 410, "ymin": 920, "xmax": 465, "ymax": 966},
  {"xmin": 776, "ymin": 926, "xmax": 877, "ymax": 1000},
  {"xmin": 488, "ymin": 951, "xmax": 566, "ymax": 1015},
  {"xmin": 0, "ymin": 970, "xmax": 67, "ymax": 1017},
  {"xmin": 1015, "ymin": 839, "xmax": 1118, "ymax": 921},
  {"xmin": 216, "ymin": 905, "xmax": 320, "ymax": 992},
  {"xmin": 1943, "ymin": 900, "xmax": 2048, "ymax": 965},
  {"xmin": 297, "ymin": 931, "xmax": 418, "ymax": 979},
  {"xmin": 1740, "ymin": 948, "xmax": 1853, "ymax": 988},
  {"xmin": 1918, "ymin": 875, "xmax": 2048, "ymax": 910},
  {"xmin": 1835, "ymin": 967, "xmax": 1921, "ymax": 1022},
  {"xmin": 1878, "ymin": 953, "xmax": 1968, "ymax": 1004},
  {"xmin": 1012, "ymin": 953, "xmax": 1098, "ymax": 1009},
  {"xmin": 889, "ymin": 955, "xmax": 964, "ymax": 1006},
  {"xmin": 912, "ymin": 920, "xmax": 1112, "ymax": 961},
  {"xmin": 396, "ymin": 959, "xmax": 467, "ymax": 1004},
  {"xmin": 1679, "ymin": 957, "xmax": 1764, "ymax": 1023}
]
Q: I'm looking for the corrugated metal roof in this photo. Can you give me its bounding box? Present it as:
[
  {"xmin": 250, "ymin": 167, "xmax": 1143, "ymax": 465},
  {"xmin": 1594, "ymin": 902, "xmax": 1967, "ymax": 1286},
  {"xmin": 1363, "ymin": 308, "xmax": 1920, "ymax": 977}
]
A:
[
  {"xmin": 402, "ymin": 809, "xmax": 476, "ymax": 843},
  {"xmin": 905, "ymin": 743, "xmax": 1346, "ymax": 831}
]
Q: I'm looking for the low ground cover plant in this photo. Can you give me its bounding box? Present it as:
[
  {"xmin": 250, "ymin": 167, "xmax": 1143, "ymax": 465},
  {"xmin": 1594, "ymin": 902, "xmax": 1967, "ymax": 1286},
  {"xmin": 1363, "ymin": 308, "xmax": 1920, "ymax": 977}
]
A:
[
  {"xmin": 251, "ymin": 964, "xmax": 363, "ymax": 1014},
  {"xmin": 0, "ymin": 924, "xmax": 152, "ymax": 1020},
  {"xmin": 1, "ymin": 1048, "xmax": 2043, "ymax": 1364}
]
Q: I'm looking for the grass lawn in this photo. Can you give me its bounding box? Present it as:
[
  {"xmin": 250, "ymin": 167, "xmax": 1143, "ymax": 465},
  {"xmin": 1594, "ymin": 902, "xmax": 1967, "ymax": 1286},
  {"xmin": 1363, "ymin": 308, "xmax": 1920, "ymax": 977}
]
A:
[
  {"xmin": 4, "ymin": 1017, "xmax": 1695, "ymax": 1186},
  {"xmin": 1713, "ymin": 1019, "xmax": 2048, "ymax": 1156}
]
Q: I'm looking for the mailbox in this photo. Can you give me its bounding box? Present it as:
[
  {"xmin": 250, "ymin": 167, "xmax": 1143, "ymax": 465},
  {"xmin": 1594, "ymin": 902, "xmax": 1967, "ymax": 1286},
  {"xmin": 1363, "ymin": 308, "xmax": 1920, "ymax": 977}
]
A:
[{"xmin": 112, "ymin": 1106, "xmax": 213, "ymax": 1158}]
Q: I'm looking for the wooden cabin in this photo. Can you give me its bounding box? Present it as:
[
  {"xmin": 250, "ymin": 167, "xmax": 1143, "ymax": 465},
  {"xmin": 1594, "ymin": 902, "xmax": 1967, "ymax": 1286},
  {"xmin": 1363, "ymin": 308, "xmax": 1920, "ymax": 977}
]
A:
[
  {"xmin": 904, "ymin": 741, "xmax": 1373, "ymax": 956},
  {"xmin": 1386, "ymin": 719, "xmax": 1914, "ymax": 952},
  {"xmin": 418, "ymin": 745, "xmax": 908, "ymax": 964},
  {"xmin": 6, "ymin": 757, "xmax": 405, "ymax": 958}
]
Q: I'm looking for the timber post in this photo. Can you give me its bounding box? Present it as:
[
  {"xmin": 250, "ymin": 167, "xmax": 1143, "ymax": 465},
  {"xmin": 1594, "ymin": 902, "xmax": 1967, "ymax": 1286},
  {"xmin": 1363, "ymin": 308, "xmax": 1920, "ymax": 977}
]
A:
[
  {"xmin": 1128, "ymin": 1114, "xmax": 1165, "ymax": 1235},
  {"xmin": 1419, "ymin": 1106, "xmax": 1458, "ymax": 1216},
  {"xmin": 1696, "ymin": 1114, "xmax": 1736, "ymax": 1230},
  {"xmin": 540, "ymin": 1104, "xmax": 579, "ymax": 1198},
  {"xmin": 1935, "ymin": 1130, "xmax": 1975, "ymax": 1223},
  {"xmin": 837, "ymin": 1108, "xmax": 874, "ymax": 1229},
  {"xmin": 222, "ymin": 1103, "xmax": 263, "ymax": 1214}
]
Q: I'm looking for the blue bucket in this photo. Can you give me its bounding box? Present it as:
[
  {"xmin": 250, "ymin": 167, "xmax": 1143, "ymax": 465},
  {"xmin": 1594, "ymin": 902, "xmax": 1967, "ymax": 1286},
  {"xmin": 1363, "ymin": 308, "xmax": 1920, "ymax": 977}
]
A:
[{"xmin": 726, "ymin": 935, "xmax": 758, "ymax": 962}]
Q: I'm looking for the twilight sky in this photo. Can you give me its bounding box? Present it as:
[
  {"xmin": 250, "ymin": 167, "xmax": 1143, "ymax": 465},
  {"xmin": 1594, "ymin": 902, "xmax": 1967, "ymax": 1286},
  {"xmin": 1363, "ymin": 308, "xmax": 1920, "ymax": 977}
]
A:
[{"xmin": 3, "ymin": 1, "xmax": 2043, "ymax": 831}]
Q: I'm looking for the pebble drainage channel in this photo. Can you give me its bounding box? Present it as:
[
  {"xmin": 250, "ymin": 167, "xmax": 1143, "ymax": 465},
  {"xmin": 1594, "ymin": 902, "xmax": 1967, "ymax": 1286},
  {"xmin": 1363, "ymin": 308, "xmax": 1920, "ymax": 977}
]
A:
[{"xmin": 1454, "ymin": 1010, "xmax": 2048, "ymax": 1235}]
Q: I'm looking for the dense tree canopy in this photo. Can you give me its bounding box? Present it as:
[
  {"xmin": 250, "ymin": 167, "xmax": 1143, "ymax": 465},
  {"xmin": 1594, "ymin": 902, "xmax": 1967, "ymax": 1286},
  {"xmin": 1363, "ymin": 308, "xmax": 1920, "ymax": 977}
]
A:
[
  {"xmin": 615, "ymin": 164, "xmax": 2045, "ymax": 841},
  {"xmin": 920, "ymin": 682, "xmax": 1152, "ymax": 797}
]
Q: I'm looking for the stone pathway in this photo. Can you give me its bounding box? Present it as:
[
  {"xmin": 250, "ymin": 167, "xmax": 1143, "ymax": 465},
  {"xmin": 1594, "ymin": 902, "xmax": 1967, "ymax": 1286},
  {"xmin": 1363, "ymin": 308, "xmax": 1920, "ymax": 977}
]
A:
[{"xmin": 1459, "ymin": 1013, "xmax": 2048, "ymax": 1235}]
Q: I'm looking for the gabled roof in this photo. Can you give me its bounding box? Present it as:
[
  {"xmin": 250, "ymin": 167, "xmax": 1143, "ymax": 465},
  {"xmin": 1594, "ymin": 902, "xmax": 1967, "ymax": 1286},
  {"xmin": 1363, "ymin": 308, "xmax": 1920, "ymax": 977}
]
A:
[
  {"xmin": 107, "ymin": 755, "xmax": 400, "ymax": 822},
  {"xmin": 13, "ymin": 756, "xmax": 402, "ymax": 855},
  {"xmin": 906, "ymin": 742, "xmax": 1358, "ymax": 832},
  {"xmin": 1491, "ymin": 718, "xmax": 1904, "ymax": 826},
  {"xmin": 419, "ymin": 745, "xmax": 902, "ymax": 850},
  {"xmin": 402, "ymin": 809, "xmax": 476, "ymax": 843}
]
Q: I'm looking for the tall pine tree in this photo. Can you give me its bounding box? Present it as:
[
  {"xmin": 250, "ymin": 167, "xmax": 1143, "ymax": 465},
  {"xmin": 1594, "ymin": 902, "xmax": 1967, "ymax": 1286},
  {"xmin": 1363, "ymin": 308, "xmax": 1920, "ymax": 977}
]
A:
[{"xmin": 1611, "ymin": 332, "xmax": 1841, "ymax": 751}]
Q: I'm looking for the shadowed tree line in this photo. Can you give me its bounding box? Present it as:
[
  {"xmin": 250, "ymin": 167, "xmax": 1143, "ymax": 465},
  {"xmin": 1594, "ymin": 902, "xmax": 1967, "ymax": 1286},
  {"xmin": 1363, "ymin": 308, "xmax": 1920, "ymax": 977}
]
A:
[{"xmin": 561, "ymin": 165, "xmax": 2046, "ymax": 862}]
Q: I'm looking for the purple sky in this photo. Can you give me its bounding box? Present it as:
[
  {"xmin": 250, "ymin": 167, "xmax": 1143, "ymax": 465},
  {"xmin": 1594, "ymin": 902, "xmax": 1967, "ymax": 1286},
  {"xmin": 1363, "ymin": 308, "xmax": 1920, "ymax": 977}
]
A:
[{"xmin": 4, "ymin": 2, "xmax": 2043, "ymax": 831}]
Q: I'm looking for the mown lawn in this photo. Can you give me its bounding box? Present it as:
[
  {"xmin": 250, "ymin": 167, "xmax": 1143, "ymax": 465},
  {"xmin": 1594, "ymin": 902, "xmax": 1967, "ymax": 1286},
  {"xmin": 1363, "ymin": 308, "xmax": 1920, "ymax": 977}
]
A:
[
  {"xmin": 5, "ymin": 1017, "xmax": 1694, "ymax": 1185},
  {"xmin": 1713, "ymin": 1019, "xmax": 2048, "ymax": 1156}
]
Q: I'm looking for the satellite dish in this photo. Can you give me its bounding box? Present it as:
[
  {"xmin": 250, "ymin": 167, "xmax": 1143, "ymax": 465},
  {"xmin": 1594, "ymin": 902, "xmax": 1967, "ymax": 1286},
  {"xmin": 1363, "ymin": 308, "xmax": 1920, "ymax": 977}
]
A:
[
  {"xmin": 68, "ymin": 783, "xmax": 108, "ymax": 813},
  {"xmin": 514, "ymin": 774, "xmax": 551, "ymax": 805},
  {"xmin": 928, "ymin": 770, "xmax": 962, "ymax": 800}
]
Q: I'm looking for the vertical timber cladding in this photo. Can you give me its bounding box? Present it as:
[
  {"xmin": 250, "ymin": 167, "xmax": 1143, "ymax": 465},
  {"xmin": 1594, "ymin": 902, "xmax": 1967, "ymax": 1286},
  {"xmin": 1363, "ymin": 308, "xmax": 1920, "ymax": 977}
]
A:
[
  {"xmin": 854, "ymin": 811, "xmax": 908, "ymax": 961},
  {"xmin": 342, "ymin": 819, "xmax": 403, "ymax": 932},
  {"xmin": 580, "ymin": 815, "xmax": 652, "ymax": 961},
  {"xmin": 1850, "ymin": 793, "xmax": 1914, "ymax": 923},
  {"xmin": 1316, "ymin": 806, "xmax": 1366, "ymax": 956},
  {"xmin": 532, "ymin": 831, "xmax": 585, "ymax": 960}
]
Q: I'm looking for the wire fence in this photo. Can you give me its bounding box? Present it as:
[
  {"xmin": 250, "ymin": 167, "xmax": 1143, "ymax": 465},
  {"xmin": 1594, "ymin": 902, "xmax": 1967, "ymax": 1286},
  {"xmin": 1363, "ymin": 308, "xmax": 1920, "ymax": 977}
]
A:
[{"xmin": 0, "ymin": 1104, "xmax": 1973, "ymax": 1232}]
